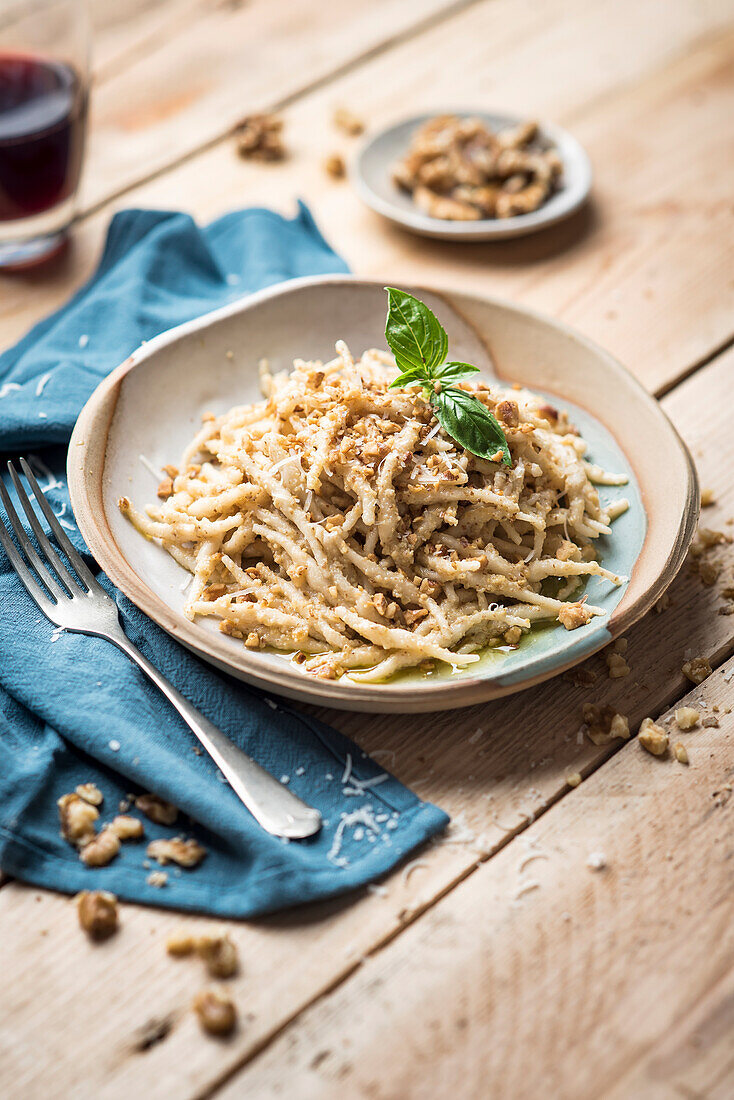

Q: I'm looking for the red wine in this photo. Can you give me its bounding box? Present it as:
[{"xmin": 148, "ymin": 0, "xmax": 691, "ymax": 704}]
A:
[{"xmin": 0, "ymin": 53, "xmax": 88, "ymax": 222}]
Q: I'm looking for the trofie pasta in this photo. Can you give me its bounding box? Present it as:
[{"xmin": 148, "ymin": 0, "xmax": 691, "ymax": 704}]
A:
[{"xmin": 119, "ymin": 344, "xmax": 629, "ymax": 682}]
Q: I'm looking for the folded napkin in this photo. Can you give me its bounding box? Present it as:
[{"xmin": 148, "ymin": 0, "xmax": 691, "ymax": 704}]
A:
[{"xmin": 0, "ymin": 205, "xmax": 448, "ymax": 917}]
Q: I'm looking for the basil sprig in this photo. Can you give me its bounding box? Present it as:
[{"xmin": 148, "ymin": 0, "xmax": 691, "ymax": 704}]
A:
[{"xmin": 384, "ymin": 287, "xmax": 511, "ymax": 466}]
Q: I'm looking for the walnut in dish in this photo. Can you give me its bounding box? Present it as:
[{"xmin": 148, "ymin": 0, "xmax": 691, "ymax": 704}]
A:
[{"xmin": 393, "ymin": 115, "xmax": 563, "ymax": 221}]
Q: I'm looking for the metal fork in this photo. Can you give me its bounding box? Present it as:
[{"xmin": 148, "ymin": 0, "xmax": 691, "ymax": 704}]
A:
[{"xmin": 0, "ymin": 458, "xmax": 322, "ymax": 839}]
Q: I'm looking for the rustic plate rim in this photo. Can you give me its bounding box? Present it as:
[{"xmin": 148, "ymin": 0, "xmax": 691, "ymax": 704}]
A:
[
  {"xmin": 353, "ymin": 110, "xmax": 593, "ymax": 241},
  {"xmin": 67, "ymin": 274, "xmax": 697, "ymax": 713}
]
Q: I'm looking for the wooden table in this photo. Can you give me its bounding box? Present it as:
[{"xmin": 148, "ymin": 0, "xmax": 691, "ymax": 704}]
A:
[{"xmin": 1, "ymin": 2, "xmax": 733, "ymax": 1096}]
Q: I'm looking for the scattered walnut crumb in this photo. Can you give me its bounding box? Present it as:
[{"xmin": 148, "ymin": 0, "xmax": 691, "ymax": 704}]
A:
[
  {"xmin": 80, "ymin": 827, "xmax": 121, "ymax": 867},
  {"xmin": 235, "ymin": 113, "xmax": 285, "ymax": 161},
  {"xmin": 147, "ymin": 837, "xmax": 207, "ymax": 868},
  {"xmin": 157, "ymin": 477, "xmax": 173, "ymax": 499},
  {"xmin": 324, "ymin": 153, "xmax": 346, "ymax": 179},
  {"xmin": 605, "ymin": 651, "xmax": 630, "ymax": 679},
  {"xmin": 75, "ymin": 783, "xmax": 103, "ymax": 807},
  {"xmin": 675, "ymin": 706, "xmax": 699, "ymax": 730},
  {"xmin": 193, "ymin": 988, "xmax": 237, "ymax": 1037},
  {"xmin": 638, "ymin": 717, "xmax": 669, "ymax": 756},
  {"xmin": 135, "ymin": 793, "xmax": 178, "ymax": 826},
  {"xmin": 110, "ymin": 814, "xmax": 145, "ymax": 841},
  {"xmin": 147, "ymin": 871, "xmax": 168, "ymax": 888},
  {"xmin": 504, "ymin": 626, "xmax": 523, "ymax": 645},
  {"xmin": 702, "ymin": 715, "xmax": 720, "ymax": 728},
  {"xmin": 166, "ymin": 932, "xmax": 198, "ymax": 957},
  {"xmin": 333, "ymin": 106, "xmax": 364, "ymax": 136},
  {"xmin": 674, "ymin": 742, "xmax": 689, "ymax": 765},
  {"xmin": 682, "ymin": 657, "xmax": 712, "ymax": 685},
  {"xmin": 582, "ymin": 704, "xmax": 629, "ymax": 746},
  {"xmin": 58, "ymin": 793, "xmax": 98, "ymax": 845},
  {"xmin": 76, "ymin": 890, "xmax": 118, "ymax": 939},
  {"xmin": 563, "ymin": 666, "xmax": 597, "ymax": 687},
  {"xmin": 558, "ymin": 600, "xmax": 593, "ymax": 631},
  {"xmin": 197, "ymin": 935, "xmax": 239, "ymax": 979},
  {"xmin": 697, "ymin": 527, "xmax": 729, "ymax": 548},
  {"xmin": 566, "ymin": 772, "xmax": 582, "ymax": 788},
  {"xmin": 699, "ymin": 559, "xmax": 722, "ymax": 586},
  {"xmin": 700, "ymin": 488, "xmax": 716, "ymax": 507}
]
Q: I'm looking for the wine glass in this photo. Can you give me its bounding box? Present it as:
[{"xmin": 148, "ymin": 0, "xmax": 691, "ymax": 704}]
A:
[{"xmin": 0, "ymin": 0, "xmax": 90, "ymax": 269}]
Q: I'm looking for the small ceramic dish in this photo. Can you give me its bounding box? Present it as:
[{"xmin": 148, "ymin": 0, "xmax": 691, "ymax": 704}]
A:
[
  {"xmin": 353, "ymin": 111, "xmax": 592, "ymax": 241},
  {"xmin": 68, "ymin": 276, "xmax": 697, "ymax": 713}
]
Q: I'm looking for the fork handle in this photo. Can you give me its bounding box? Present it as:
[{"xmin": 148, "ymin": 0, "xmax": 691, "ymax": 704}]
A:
[{"xmin": 109, "ymin": 632, "xmax": 322, "ymax": 839}]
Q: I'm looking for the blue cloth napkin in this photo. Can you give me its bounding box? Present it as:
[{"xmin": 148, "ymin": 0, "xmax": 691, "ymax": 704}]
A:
[{"xmin": 0, "ymin": 204, "xmax": 448, "ymax": 917}]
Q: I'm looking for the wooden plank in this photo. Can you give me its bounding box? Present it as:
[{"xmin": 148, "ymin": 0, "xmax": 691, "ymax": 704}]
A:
[
  {"xmin": 606, "ymin": 965, "xmax": 734, "ymax": 1099},
  {"xmin": 116, "ymin": 6, "xmax": 734, "ymax": 395},
  {"xmin": 80, "ymin": 0, "xmax": 464, "ymax": 210},
  {"xmin": 0, "ymin": 345, "xmax": 732, "ymax": 1099},
  {"xmin": 228, "ymin": 657, "xmax": 734, "ymax": 1100}
]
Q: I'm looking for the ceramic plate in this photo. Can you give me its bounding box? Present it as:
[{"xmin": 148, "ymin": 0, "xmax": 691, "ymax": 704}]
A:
[
  {"xmin": 68, "ymin": 276, "xmax": 697, "ymax": 713},
  {"xmin": 354, "ymin": 111, "xmax": 592, "ymax": 241}
]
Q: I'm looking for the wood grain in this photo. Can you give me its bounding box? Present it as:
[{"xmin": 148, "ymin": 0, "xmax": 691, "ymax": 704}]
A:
[
  {"xmin": 81, "ymin": 0, "xmax": 465, "ymax": 210},
  {"xmin": 118, "ymin": 6, "xmax": 734, "ymax": 396},
  {"xmin": 0, "ymin": 345, "xmax": 732, "ymax": 1100},
  {"xmin": 228, "ymin": 657, "xmax": 734, "ymax": 1100}
]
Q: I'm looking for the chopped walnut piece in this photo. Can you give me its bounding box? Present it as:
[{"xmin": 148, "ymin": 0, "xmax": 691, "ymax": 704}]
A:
[
  {"xmin": 167, "ymin": 932, "xmax": 198, "ymax": 957},
  {"xmin": 76, "ymin": 890, "xmax": 118, "ymax": 940},
  {"xmin": 235, "ymin": 113, "xmax": 285, "ymax": 161},
  {"xmin": 404, "ymin": 607, "xmax": 430, "ymax": 627},
  {"xmin": 147, "ymin": 837, "xmax": 207, "ymax": 868},
  {"xmin": 697, "ymin": 527, "xmax": 728, "ymax": 548},
  {"xmin": 163, "ymin": 464, "xmax": 178, "ymax": 479},
  {"xmin": 333, "ymin": 107, "xmax": 364, "ymax": 136},
  {"xmin": 324, "ymin": 153, "xmax": 346, "ymax": 179},
  {"xmin": 673, "ymin": 742, "xmax": 689, "ymax": 765},
  {"xmin": 682, "ymin": 657, "xmax": 712, "ymax": 685},
  {"xmin": 558, "ymin": 601, "xmax": 593, "ymax": 631},
  {"xmin": 582, "ymin": 704, "xmax": 629, "ymax": 746},
  {"xmin": 244, "ymin": 631, "xmax": 261, "ymax": 649},
  {"xmin": 167, "ymin": 932, "xmax": 196, "ymax": 959},
  {"xmin": 75, "ymin": 783, "xmax": 103, "ymax": 807},
  {"xmin": 58, "ymin": 793, "xmax": 98, "ymax": 845},
  {"xmin": 495, "ymin": 400, "xmax": 519, "ymax": 428},
  {"xmin": 638, "ymin": 717, "xmax": 669, "ymax": 756},
  {"xmin": 135, "ymin": 793, "xmax": 178, "ymax": 826},
  {"xmin": 702, "ymin": 715, "xmax": 720, "ymax": 728},
  {"xmin": 193, "ymin": 988, "xmax": 237, "ymax": 1037},
  {"xmin": 80, "ymin": 827, "xmax": 121, "ymax": 867},
  {"xmin": 110, "ymin": 815, "xmax": 144, "ymax": 841},
  {"xmin": 147, "ymin": 871, "xmax": 168, "ymax": 888},
  {"xmin": 700, "ymin": 488, "xmax": 716, "ymax": 507},
  {"xmin": 197, "ymin": 935, "xmax": 239, "ymax": 979},
  {"xmin": 675, "ymin": 707, "xmax": 699, "ymax": 730},
  {"xmin": 699, "ymin": 560, "xmax": 722, "ymax": 586},
  {"xmin": 605, "ymin": 651, "xmax": 630, "ymax": 679},
  {"xmin": 563, "ymin": 666, "xmax": 597, "ymax": 687},
  {"xmin": 504, "ymin": 626, "xmax": 522, "ymax": 645},
  {"xmin": 566, "ymin": 772, "xmax": 582, "ymax": 788},
  {"xmin": 157, "ymin": 477, "xmax": 173, "ymax": 499}
]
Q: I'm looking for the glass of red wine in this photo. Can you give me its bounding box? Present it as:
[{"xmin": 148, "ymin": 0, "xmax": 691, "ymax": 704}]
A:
[{"xmin": 0, "ymin": 0, "xmax": 90, "ymax": 269}]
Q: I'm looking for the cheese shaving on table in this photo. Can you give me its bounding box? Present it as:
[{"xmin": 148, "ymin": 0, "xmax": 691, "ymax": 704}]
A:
[{"xmin": 120, "ymin": 343, "xmax": 627, "ymax": 681}]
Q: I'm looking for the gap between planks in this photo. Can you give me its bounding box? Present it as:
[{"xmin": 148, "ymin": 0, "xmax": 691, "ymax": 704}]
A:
[{"xmin": 1, "ymin": 345, "xmax": 732, "ymax": 1100}]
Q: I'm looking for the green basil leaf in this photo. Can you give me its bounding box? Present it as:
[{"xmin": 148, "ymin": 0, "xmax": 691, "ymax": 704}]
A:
[
  {"xmin": 388, "ymin": 369, "xmax": 429, "ymax": 390},
  {"xmin": 384, "ymin": 287, "xmax": 448, "ymax": 379},
  {"xmin": 431, "ymin": 386, "xmax": 511, "ymax": 467},
  {"xmin": 434, "ymin": 361, "xmax": 480, "ymax": 385}
]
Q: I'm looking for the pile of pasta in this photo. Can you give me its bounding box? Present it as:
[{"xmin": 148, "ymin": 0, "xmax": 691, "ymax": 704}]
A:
[{"xmin": 120, "ymin": 345, "xmax": 628, "ymax": 682}]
